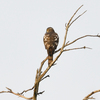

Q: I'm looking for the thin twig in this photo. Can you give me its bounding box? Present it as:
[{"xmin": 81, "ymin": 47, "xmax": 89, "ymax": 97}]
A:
[
  {"xmin": 20, "ymin": 86, "xmax": 34, "ymax": 95},
  {"xmin": 55, "ymin": 34, "xmax": 100, "ymax": 53},
  {"xmin": 67, "ymin": 34, "xmax": 100, "ymax": 46},
  {"xmin": 39, "ymin": 56, "xmax": 48, "ymax": 75},
  {"xmin": 69, "ymin": 10, "xmax": 87, "ymax": 27},
  {"xmin": 67, "ymin": 5, "xmax": 84, "ymax": 28},
  {"xmin": 0, "ymin": 87, "xmax": 33, "ymax": 100},
  {"xmin": 41, "ymin": 75, "xmax": 50, "ymax": 81},
  {"xmin": 37, "ymin": 91, "xmax": 45, "ymax": 95},
  {"xmin": 83, "ymin": 89, "xmax": 100, "ymax": 100},
  {"xmin": 63, "ymin": 46, "xmax": 92, "ymax": 52}
]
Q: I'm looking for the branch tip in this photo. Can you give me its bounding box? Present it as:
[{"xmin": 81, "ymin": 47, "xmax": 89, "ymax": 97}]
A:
[{"xmin": 37, "ymin": 91, "xmax": 45, "ymax": 95}]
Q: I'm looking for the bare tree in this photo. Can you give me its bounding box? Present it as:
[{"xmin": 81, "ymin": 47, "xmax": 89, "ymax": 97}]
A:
[{"xmin": 0, "ymin": 5, "xmax": 100, "ymax": 100}]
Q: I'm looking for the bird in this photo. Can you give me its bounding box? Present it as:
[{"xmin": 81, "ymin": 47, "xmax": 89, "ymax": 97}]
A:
[{"xmin": 43, "ymin": 27, "xmax": 59, "ymax": 65}]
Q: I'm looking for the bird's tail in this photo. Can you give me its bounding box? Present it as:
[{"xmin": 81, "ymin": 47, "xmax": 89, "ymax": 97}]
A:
[{"xmin": 48, "ymin": 55, "xmax": 53, "ymax": 65}]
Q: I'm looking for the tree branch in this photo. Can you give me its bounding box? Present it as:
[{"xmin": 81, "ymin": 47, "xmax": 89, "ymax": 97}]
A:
[
  {"xmin": 37, "ymin": 91, "xmax": 45, "ymax": 95},
  {"xmin": 55, "ymin": 34, "xmax": 100, "ymax": 53},
  {"xmin": 67, "ymin": 34, "xmax": 100, "ymax": 46},
  {"xmin": 30, "ymin": 8, "xmax": 87, "ymax": 98},
  {"xmin": 63, "ymin": 46, "xmax": 92, "ymax": 52},
  {"xmin": 41, "ymin": 75, "xmax": 50, "ymax": 81},
  {"xmin": 0, "ymin": 87, "xmax": 33, "ymax": 100},
  {"xmin": 83, "ymin": 89, "xmax": 100, "ymax": 100},
  {"xmin": 69, "ymin": 10, "xmax": 87, "ymax": 27},
  {"xmin": 19, "ymin": 87, "xmax": 34, "ymax": 95}
]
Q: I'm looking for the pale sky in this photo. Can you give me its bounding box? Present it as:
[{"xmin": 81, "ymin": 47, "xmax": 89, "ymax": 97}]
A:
[{"xmin": 0, "ymin": 0, "xmax": 100, "ymax": 100}]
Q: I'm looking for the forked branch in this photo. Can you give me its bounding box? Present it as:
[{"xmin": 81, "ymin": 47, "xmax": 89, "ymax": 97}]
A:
[
  {"xmin": 37, "ymin": 5, "xmax": 86, "ymax": 83},
  {"xmin": 0, "ymin": 87, "xmax": 33, "ymax": 100},
  {"xmin": 26, "ymin": 5, "xmax": 88, "ymax": 100},
  {"xmin": 55, "ymin": 34, "xmax": 100, "ymax": 53}
]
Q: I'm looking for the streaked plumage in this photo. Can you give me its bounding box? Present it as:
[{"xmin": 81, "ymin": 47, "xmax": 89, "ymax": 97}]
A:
[{"xmin": 43, "ymin": 27, "xmax": 59, "ymax": 65}]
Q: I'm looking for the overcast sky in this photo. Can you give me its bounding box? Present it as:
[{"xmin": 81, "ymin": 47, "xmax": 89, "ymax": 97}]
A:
[{"xmin": 0, "ymin": 0, "xmax": 100, "ymax": 100}]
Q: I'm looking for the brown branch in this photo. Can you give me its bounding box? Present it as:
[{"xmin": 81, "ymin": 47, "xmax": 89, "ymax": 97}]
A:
[
  {"xmin": 39, "ymin": 56, "xmax": 48, "ymax": 75},
  {"xmin": 55, "ymin": 34, "xmax": 100, "ymax": 53},
  {"xmin": 83, "ymin": 89, "xmax": 100, "ymax": 100},
  {"xmin": 37, "ymin": 91, "xmax": 45, "ymax": 95},
  {"xmin": 33, "ymin": 5, "xmax": 85, "ymax": 88},
  {"xmin": 19, "ymin": 57, "xmax": 48, "ymax": 96},
  {"xmin": 63, "ymin": 46, "xmax": 92, "ymax": 52},
  {"xmin": 32, "ymin": 56, "xmax": 48, "ymax": 100},
  {"xmin": 67, "ymin": 34, "xmax": 100, "ymax": 46},
  {"xmin": 41, "ymin": 75, "xmax": 50, "ymax": 81},
  {"xmin": 66, "ymin": 5, "xmax": 84, "ymax": 29},
  {"xmin": 33, "ymin": 69, "xmax": 40, "ymax": 100},
  {"xmin": 69, "ymin": 10, "xmax": 87, "ymax": 27},
  {"xmin": 19, "ymin": 74, "xmax": 49, "ymax": 96},
  {"xmin": 0, "ymin": 87, "xmax": 33, "ymax": 100},
  {"xmin": 19, "ymin": 87, "xmax": 34, "ymax": 95},
  {"xmin": 61, "ymin": 4, "xmax": 83, "ymax": 50}
]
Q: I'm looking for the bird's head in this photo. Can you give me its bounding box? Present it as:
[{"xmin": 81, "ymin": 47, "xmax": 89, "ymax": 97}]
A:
[{"xmin": 46, "ymin": 27, "xmax": 55, "ymax": 33}]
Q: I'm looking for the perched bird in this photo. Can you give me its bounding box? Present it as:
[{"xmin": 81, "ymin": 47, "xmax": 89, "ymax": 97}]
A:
[{"xmin": 43, "ymin": 27, "xmax": 59, "ymax": 65}]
